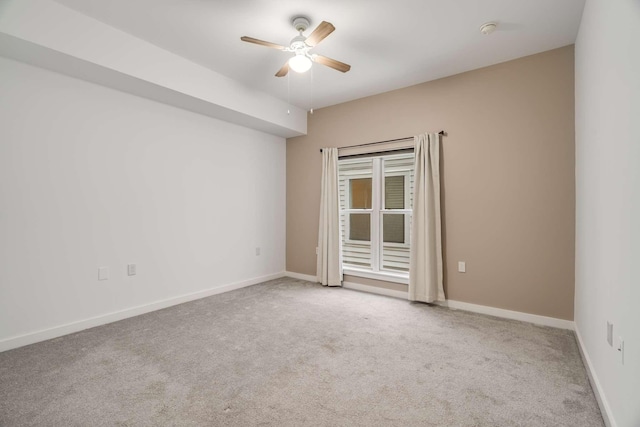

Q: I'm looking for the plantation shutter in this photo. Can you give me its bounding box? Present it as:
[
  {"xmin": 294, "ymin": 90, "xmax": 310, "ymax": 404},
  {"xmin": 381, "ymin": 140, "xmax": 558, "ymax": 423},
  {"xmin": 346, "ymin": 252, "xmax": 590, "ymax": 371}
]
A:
[
  {"xmin": 385, "ymin": 176, "xmax": 405, "ymax": 209},
  {"xmin": 339, "ymin": 153, "xmax": 415, "ymax": 274}
]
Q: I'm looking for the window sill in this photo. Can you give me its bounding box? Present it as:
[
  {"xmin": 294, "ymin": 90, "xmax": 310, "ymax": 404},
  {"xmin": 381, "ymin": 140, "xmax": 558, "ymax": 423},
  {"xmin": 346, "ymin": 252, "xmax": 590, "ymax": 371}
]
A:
[{"xmin": 343, "ymin": 267, "xmax": 409, "ymax": 285}]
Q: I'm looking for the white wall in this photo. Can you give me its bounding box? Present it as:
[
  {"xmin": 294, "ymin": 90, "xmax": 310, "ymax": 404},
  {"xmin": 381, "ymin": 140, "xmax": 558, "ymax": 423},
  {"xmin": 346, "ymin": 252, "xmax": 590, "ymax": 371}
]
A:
[
  {"xmin": 575, "ymin": 0, "xmax": 640, "ymax": 426},
  {"xmin": 0, "ymin": 56, "xmax": 286, "ymax": 347},
  {"xmin": 0, "ymin": 0, "xmax": 306, "ymax": 137}
]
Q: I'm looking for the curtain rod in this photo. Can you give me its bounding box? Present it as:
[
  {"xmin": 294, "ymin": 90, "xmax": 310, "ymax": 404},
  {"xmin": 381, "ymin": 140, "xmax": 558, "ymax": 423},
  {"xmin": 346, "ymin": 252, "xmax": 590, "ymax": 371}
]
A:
[{"xmin": 320, "ymin": 130, "xmax": 446, "ymax": 153}]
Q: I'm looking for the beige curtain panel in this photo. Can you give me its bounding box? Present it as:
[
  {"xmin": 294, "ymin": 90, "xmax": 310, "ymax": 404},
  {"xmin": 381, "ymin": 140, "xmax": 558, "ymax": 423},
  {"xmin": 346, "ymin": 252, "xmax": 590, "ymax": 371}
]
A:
[
  {"xmin": 316, "ymin": 147, "xmax": 343, "ymax": 287},
  {"xmin": 409, "ymin": 133, "xmax": 445, "ymax": 302}
]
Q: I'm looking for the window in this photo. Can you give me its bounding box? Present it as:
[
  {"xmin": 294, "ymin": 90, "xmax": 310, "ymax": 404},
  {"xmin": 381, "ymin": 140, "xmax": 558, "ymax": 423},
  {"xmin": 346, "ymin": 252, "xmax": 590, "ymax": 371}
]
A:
[{"xmin": 338, "ymin": 152, "xmax": 414, "ymax": 283}]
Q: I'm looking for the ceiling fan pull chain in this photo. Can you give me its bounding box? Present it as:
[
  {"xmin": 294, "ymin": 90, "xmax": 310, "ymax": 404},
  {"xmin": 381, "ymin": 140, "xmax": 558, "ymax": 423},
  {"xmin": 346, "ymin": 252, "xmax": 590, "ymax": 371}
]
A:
[
  {"xmin": 310, "ymin": 67, "xmax": 314, "ymax": 115},
  {"xmin": 287, "ymin": 72, "xmax": 290, "ymax": 115}
]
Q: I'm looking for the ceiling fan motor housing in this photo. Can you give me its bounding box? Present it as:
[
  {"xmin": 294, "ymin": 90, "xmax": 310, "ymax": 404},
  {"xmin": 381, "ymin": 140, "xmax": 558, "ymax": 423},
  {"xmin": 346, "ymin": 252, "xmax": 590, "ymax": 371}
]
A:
[{"xmin": 290, "ymin": 34, "xmax": 308, "ymax": 52}]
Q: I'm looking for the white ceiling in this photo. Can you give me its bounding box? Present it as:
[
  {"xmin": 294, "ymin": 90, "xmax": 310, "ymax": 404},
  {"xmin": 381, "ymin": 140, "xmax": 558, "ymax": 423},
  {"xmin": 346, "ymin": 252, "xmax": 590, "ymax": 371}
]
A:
[{"xmin": 54, "ymin": 0, "xmax": 585, "ymax": 110}]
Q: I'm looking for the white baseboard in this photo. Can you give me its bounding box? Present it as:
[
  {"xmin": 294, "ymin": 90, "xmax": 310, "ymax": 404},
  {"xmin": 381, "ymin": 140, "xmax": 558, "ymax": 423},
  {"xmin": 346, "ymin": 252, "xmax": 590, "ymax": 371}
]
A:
[
  {"xmin": 439, "ymin": 299, "xmax": 575, "ymax": 330},
  {"xmin": 284, "ymin": 271, "xmax": 408, "ymax": 299},
  {"xmin": 283, "ymin": 271, "xmax": 573, "ymax": 330},
  {"xmin": 0, "ymin": 271, "xmax": 285, "ymax": 353},
  {"xmin": 342, "ymin": 281, "xmax": 408, "ymax": 299},
  {"xmin": 574, "ymin": 326, "xmax": 616, "ymax": 427},
  {"xmin": 285, "ymin": 271, "xmax": 317, "ymax": 282},
  {"xmin": 284, "ymin": 272, "xmax": 408, "ymax": 300}
]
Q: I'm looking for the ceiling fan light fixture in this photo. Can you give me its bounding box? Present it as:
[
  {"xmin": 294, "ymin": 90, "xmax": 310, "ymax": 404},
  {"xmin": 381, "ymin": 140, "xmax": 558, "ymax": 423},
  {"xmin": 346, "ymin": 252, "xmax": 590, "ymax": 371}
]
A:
[{"xmin": 289, "ymin": 54, "xmax": 312, "ymax": 73}]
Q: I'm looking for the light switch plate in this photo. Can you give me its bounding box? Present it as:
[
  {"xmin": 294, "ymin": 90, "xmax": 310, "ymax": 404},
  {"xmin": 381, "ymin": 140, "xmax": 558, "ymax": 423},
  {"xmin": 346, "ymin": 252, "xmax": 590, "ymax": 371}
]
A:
[
  {"xmin": 607, "ymin": 321, "xmax": 613, "ymax": 346},
  {"xmin": 458, "ymin": 261, "xmax": 466, "ymax": 273},
  {"xmin": 127, "ymin": 264, "xmax": 136, "ymax": 276},
  {"xmin": 98, "ymin": 267, "xmax": 109, "ymax": 281}
]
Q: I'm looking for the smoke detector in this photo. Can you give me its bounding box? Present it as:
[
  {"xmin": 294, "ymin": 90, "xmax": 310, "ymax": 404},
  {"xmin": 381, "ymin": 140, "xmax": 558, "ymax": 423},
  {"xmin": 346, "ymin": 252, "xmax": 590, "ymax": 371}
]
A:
[{"xmin": 480, "ymin": 22, "xmax": 497, "ymax": 35}]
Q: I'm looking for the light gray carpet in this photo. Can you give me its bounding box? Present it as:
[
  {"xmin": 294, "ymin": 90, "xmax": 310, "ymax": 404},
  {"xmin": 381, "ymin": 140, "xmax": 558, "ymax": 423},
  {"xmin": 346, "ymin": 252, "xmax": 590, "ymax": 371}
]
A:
[{"xmin": 0, "ymin": 278, "xmax": 603, "ymax": 426}]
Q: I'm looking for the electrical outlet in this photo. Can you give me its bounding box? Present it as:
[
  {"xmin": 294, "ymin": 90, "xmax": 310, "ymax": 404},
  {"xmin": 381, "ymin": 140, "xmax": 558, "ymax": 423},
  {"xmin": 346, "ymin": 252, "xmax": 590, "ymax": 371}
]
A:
[
  {"xmin": 607, "ymin": 321, "xmax": 613, "ymax": 346},
  {"xmin": 98, "ymin": 267, "xmax": 109, "ymax": 281},
  {"xmin": 127, "ymin": 264, "xmax": 137, "ymax": 276},
  {"xmin": 458, "ymin": 261, "xmax": 466, "ymax": 273}
]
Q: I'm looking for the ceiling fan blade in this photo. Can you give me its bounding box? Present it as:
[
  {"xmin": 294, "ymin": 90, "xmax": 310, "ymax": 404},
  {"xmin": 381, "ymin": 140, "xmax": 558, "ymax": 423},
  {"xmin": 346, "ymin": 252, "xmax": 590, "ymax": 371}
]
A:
[
  {"xmin": 305, "ymin": 21, "xmax": 335, "ymax": 47},
  {"xmin": 240, "ymin": 36, "xmax": 286, "ymax": 50},
  {"xmin": 275, "ymin": 62, "xmax": 289, "ymax": 77},
  {"xmin": 313, "ymin": 55, "xmax": 351, "ymax": 73}
]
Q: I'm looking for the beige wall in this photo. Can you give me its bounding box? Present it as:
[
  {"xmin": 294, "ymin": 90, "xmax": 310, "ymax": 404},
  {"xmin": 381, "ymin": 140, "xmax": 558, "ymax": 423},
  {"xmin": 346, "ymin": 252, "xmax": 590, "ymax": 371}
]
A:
[{"xmin": 287, "ymin": 46, "xmax": 575, "ymax": 320}]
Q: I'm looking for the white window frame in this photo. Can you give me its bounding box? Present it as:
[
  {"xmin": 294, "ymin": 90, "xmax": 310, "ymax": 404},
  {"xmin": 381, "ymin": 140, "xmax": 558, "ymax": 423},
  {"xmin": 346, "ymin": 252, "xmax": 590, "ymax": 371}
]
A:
[
  {"xmin": 339, "ymin": 153, "xmax": 413, "ymax": 284},
  {"xmin": 343, "ymin": 172, "xmax": 373, "ymax": 245},
  {"xmin": 381, "ymin": 171, "xmax": 411, "ymax": 247}
]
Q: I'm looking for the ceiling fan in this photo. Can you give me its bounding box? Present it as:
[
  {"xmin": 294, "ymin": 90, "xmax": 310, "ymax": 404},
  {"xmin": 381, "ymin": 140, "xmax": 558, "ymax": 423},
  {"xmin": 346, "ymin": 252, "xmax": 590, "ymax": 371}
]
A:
[{"xmin": 241, "ymin": 17, "xmax": 351, "ymax": 77}]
